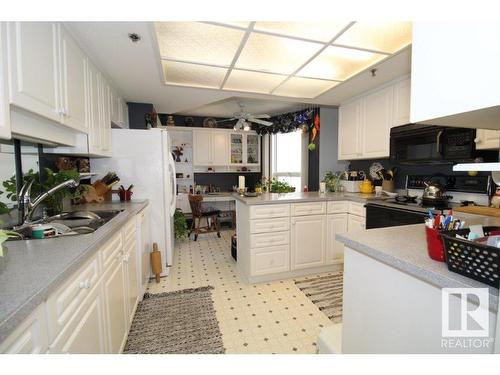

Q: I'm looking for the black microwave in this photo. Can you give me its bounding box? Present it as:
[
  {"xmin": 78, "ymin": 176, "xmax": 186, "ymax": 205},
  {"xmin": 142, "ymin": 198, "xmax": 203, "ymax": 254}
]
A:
[{"xmin": 390, "ymin": 124, "xmax": 476, "ymax": 164}]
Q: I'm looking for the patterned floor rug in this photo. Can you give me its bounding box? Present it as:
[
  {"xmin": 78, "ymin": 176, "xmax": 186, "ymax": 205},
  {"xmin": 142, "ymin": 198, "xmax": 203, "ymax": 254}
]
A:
[
  {"xmin": 294, "ymin": 272, "xmax": 344, "ymax": 323},
  {"xmin": 123, "ymin": 286, "xmax": 225, "ymax": 354}
]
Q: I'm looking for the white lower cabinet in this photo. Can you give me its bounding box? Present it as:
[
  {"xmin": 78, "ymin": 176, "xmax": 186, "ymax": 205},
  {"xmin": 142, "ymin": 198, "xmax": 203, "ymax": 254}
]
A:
[
  {"xmin": 0, "ymin": 207, "xmax": 150, "ymax": 354},
  {"xmin": 348, "ymin": 214, "xmax": 366, "ymax": 232},
  {"xmin": 326, "ymin": 213, "xmax": 348, "ymax": 264},
  {"xmin": 291, "ymin": 215, "xmax": 327, "ymax": 270},
  {"xmin": 49, "ymin": 282, "xmax": 107, "ymax": 354},
  {"xmin": 251, "ymin": 245, "xmax": 290, "ymax": 276},
  {"xmin": 102, "ymin": 249, "xmax": 128, "ymax": 354},
  {"xmin": 0, "ymin": 305, "xmax": 49, "ymax": 354}
]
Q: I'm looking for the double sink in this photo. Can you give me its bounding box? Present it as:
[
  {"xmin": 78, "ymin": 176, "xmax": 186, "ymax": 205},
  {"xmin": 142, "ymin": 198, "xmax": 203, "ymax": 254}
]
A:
[{"xmin": 9, "ymin": 209, "xmax": 123, "ymax": 241}]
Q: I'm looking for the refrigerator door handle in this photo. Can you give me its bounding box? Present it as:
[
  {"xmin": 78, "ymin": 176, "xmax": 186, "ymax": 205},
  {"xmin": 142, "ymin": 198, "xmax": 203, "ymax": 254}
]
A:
[{"xmin": 168, "ymin": 153, "xmax": 177, "ymax": 216}]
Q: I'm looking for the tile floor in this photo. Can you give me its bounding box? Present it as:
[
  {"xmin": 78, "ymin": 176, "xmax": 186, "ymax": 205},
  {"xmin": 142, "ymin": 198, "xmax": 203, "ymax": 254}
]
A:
[{"xmin": 147, "ymin": 230, "xmax": 335, "ymax": 354}]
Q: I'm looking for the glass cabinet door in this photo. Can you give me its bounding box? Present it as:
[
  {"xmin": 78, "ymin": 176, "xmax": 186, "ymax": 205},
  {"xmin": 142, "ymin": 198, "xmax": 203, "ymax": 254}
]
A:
[
  {"xmin": 246, "ymin": 134, "xmax": 259, "ymax": 164},
  {"xmin": 230, "ymin": 133, "xmax": 243, "ymax": 164}
]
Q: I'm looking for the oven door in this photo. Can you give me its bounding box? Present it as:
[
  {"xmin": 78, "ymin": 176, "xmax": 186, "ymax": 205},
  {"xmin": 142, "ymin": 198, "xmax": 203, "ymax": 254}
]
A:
[
  {"xmin": 390, "ymin": 125, "xmax": 445, "ymax": 163},
  {"xmin": 365, "ymin": 204, "xmax": 428, "ymax": 229}
]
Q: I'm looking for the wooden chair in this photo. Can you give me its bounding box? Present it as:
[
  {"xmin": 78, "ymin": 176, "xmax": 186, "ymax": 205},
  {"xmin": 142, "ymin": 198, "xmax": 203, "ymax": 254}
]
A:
[{"xmin": 188, "ymin": 194, "xmax": 221, "ymax": 241}]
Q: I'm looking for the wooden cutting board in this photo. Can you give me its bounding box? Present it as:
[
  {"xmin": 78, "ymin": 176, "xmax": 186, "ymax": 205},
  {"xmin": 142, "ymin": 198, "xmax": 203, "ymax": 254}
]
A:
[{"xmin": 454, "ymin": 206, "xmax": 500, "ymax": 217}]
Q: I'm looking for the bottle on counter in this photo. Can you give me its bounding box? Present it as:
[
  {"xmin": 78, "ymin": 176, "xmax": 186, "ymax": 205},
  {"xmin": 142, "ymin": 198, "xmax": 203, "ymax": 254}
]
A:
[
  {"xmin": 189, "ymin": 185, "xmax": 193, "ymax": 194},
  {"xmin": 303, "ymin": 185, "xmax": 309, "ymax": 192}
]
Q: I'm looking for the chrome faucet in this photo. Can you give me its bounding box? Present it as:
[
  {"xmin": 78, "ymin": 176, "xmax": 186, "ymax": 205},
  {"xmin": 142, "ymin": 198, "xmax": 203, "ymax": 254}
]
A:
[{"xmin": 17, "ymin": 178, "xmax": 80, "ymax": 225}]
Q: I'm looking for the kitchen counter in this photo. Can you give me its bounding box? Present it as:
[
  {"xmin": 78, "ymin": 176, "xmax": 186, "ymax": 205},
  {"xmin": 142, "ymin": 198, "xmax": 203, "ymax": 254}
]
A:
[
  {"xmin": 0, "ymin": 200, "xmax": 149, "ymax": 343},
  {"xmin": 233, "ymin": 191, "xmax": 379, "ymax": 205},
  {"xmin": 337, "ymin": 216, "xmax": 500, "ymax": 312}
]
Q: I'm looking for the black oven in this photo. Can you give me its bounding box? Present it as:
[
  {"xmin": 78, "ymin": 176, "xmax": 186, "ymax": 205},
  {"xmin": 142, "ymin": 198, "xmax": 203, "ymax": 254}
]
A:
[{"xmin": 390, "ymin": 124, "xmax": 476, "ymax": 164}]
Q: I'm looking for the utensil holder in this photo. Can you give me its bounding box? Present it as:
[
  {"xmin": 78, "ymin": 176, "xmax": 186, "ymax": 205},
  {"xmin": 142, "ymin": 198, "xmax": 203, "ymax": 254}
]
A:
[
  {"xmin": 425, "ymin": 227, "xmax": 445, "ymax": 262},
  {"xmin": 118, "ymin": 190, "xmax": 133, "ymax": 202},
  {"xmin": 382, "ymin": 180, "xmax": 395, "ymax": 192}
]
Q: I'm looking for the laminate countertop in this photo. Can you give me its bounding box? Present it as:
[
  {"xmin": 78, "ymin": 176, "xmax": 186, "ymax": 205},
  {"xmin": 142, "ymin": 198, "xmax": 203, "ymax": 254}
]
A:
[
  {"xmin": 233, "ymin": 191, "xmax": 380, "ymax": 205},
  {"xmin": 0, "ymin": 200, "xmax": 149, "ymax": 343},
  {"xmin": 336, "ymin": 215, "xmax": 500, "ymax": 312}
]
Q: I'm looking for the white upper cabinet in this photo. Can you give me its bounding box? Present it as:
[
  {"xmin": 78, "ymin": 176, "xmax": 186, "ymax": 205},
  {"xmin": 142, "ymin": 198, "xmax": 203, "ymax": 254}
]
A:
[
  {"xmin": 338, "ymin": 98, "xmax": 361, "ymax": 159},
  {"xmin": 86, "ymin": 61, "xmax": 101, "ymax": 154},
  {"xmin": 0, "ymin": 23, "xmax": 11, "ymax": 140},
  {"xmin": 58, "ymin": 25, "xmax": 87, "ymax": 132},
  {"xmin": 338, "ymin": 76, "xmax": 410, "ymax": 160},
  {"xmin": 212, "ymin": 131, "xmax": 229, "ymax": 165},
  {"xmin": 361, "ymin": 85, "xmax": 393, "ymax": 159},
  {"xmin": 475, "ymin": 129, "xmax": 500, "ymax": 150},
  {"xmin": 7, "ymin": 22, "xmax": 60, "ymax": 123},
  {"xmin": 410, "ymin": 22, "xmax": 500, "ymax": 129},
  {"xmin": 193, "ymin": 129, "xmax": 212, "ymax": 165}
]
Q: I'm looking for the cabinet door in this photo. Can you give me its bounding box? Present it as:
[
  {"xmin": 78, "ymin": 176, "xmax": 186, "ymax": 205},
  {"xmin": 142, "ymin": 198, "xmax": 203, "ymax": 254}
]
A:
[
  {"xmin": 7, "ymin": 22, "xmax": 60, "ymax": 123},
  {"xmin": 246, "ymin": 134, "xmax": 260, "ymax": 164},
  {"xmin": 49, "ymin": 283, "xmax": 107, "ymax": 354},
  {"xmin": 326, "ymin": 213, "xmax": 348, "ymax": 264},
  {"xmin": 347, "ymin": 214, "xmax": 365, "ymax": 232},
  {"xmin": 103, "ymin": 255, "xmax": 128, "ymax": 353},
  {"xmin": 0, "ymin": 305, "xmax": 48, "ymax": 354},
  {"xmin": 393, "ymin": 77, "xmax": 411, "ymax": 126},
  {"xmin": 99, "ymin": 78, "xmax": 111, "ymax": 155},
  {"xmin": 193, "ymin": 129, "xmax": 212, "ymax": 165},
  {"xmin": 361, "ymin": 85, "xmax": 393, "ymax": 158},
  {"xmin": 475, "ymin": 129, "xmax": 500, "ymax": 150},
  {"xmin": 59, "ymin": 25, "xmax": 87, "ymax": 132},
  {"xmin": 139, "ymin": 207, "xmax": 151, "ymax": 292},
  {"xmin": 123, "ymin": 235, "xmax": 139, "ymax": 324},
  {"xmin": 86, "ymin": 61, "xmax": 102, "ymax": 154},
  {"xmin": 338, "ymin": 99, "xmax": 361, "ymax": 160},
  {"xmin": 291, "ymin": 215, "xmax": 326, "ymax": 270},
  {"xmin": 230, "ymin": 133, "xmax": 243, "ymax": 164},
  {"xmin": 211, "ymin": 131, "xmax": 228, "ymax": 165},
  {"xmin": 0, "ymin": 23, "xmax": 11, "ymax": 140}
]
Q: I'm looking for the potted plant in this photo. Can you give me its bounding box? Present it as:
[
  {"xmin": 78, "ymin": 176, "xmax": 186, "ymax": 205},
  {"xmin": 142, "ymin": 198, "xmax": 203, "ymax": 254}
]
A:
[
  {"xmin": 323, "ymin": 171, "xmax": 343, "ymax": 192},
  {"xmin": 174, "ymin": 209, "xmax": 189, "ymax": 240}
]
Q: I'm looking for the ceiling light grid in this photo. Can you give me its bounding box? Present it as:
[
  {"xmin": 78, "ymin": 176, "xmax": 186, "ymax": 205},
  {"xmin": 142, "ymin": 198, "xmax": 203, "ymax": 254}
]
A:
[{"xmin": 155, "ymin": 21, "xmax": 412, "ymax": 98}]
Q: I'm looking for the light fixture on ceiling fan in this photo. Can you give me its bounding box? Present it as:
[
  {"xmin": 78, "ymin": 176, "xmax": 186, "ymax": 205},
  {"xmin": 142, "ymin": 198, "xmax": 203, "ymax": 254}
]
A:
[{"xmin": 217, "ymin": 102, "xmax": 274, "ymax": 131}]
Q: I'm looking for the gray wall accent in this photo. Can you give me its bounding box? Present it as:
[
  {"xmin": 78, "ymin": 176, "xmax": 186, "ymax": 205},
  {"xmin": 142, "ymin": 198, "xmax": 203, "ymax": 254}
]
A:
[{"xmin": 319, "ymin": 107, "xmax": 348, "ymax": 183}]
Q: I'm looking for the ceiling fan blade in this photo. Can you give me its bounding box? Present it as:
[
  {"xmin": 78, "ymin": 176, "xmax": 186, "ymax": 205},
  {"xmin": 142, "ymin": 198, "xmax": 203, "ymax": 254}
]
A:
[
  {"xmin": 248, "ymin": 118, "xmax": 273, "ymax": 126},
  {"xmin": 252, "ymin": 114, "xmax": 271, "ymax": 119},
  {"xmin": 216, "ymin": 118, "xmax": 236, "ymax": 123}
]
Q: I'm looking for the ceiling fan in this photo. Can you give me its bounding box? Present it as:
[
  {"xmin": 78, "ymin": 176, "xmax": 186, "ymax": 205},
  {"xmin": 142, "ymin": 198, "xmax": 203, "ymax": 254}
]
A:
[{"xmin": 217, "ymin": 103, "xmax": 273, "ymax": 131}]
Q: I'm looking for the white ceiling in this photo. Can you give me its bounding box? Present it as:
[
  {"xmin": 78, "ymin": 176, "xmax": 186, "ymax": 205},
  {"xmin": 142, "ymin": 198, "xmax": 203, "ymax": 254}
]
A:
[
  {"xmin": 154, "ymin": 21, "xmax": 411, "ymax": 99},
  {"xmin": 65, "ymin": 22, "xmax": 412, "ymax": 116}
]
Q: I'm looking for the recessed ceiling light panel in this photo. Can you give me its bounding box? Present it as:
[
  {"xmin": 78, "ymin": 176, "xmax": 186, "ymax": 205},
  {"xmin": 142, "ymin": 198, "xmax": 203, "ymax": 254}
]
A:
[
  {"xmin": 155, "ymin": 22, "xmax": 245, "ymax": 65},
  {"xmin": 298, "ymin": 45, "xmax": 386, "ymax": 80},
  {"xmin": 335, "ymin": 22, "xmax": 412, "ymax": 53},
  {"xmin": 224, "ymin": 70, "xmax": 287, "ymax": 94},
  {"xmin": 273, "ymin": 77, "xmax": 339, "ymax": 98},
  {"xmin": 254, "ymin": 21, "xmax": 352, "ymax": 42},
  {"xmin": 162, "ymin": 61, "xmax": 227, "ymax": 89},
  {"xmin": 235, "ymin": 33, "xmax": 323, "ymax": 74}
]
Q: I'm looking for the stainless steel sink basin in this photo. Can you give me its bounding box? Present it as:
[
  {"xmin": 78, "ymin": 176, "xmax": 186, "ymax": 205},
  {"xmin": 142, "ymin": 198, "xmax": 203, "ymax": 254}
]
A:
[{"xmin": 7, "ymin": 209, "xmax": 123, "ymax": 241}]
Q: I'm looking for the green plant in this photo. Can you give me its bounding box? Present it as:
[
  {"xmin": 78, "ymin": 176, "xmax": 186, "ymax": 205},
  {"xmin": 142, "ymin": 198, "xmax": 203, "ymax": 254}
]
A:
[
  {"xmin": 262, "ymin": 177, "xmax": 295, "ymax": 193},
  {"xmin": 0, "ymin": 229, "xmax": 22, "ymax": 257},
  {"xmin": 323, "ymin": 171, "xmax": 343, "ymax": 192},
  {"xmin": 174, "ymin": 209, "xmax": 189, "ymax": 240}
]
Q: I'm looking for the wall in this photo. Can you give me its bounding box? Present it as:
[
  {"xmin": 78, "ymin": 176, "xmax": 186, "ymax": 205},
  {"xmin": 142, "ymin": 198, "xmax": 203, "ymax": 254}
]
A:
[
  {"xmin": 158, "ymin": 113, "xmax": 234, "ymax": 129},
  {"xmin": 318, "ymin": 107, "xmax": 348, "ymax": 183},
  {"xmin": 127, "ymin": 102, "xmax": 155, "ymax": 130}
]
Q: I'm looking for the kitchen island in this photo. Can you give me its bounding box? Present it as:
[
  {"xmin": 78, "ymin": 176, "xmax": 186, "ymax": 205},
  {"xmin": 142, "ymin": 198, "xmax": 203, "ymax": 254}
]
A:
[
  {"xmin": 336, "ymin": 218, "xmax": 500, "ymax": 354},
  {"xmin": 234, "ymin": 192, "xmax": 377, "ymax": 284}
]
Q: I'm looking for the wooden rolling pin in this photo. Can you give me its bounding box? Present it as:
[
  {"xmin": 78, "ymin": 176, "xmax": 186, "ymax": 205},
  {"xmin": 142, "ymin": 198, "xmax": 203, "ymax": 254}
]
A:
[{"xmin": 150, "ymin": 243, "xmax": 162, "ymax": 283}]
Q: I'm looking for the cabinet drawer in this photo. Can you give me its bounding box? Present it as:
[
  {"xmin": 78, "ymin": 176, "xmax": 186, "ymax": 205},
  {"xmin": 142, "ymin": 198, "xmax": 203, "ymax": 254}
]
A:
[
  {"xmin": 46, "ymin": 253, "xmax": 101, "ymax": 342},
  {"xmin": 249, "ymin": 204, "xmax": 290, "ymax": 219},
  {"xmin": 291, "ymin": 202, "xmax": 326, "ymax": 216},
  {"xmin": 251, "ymin": 245, "xmax": 290, "ymax": 276},
  {"xmin": 250, "ymin": 231, "xmax": 289, "ymax": 248},
  {"xmin": 327, "ymin": 201, "xmax": 348, "ymax": 214},
  {"xmin": 348, "ymin": 201, "xmax": 366, "ymax": 217},
  {"xmin": 101, "ymin": 232, "xmax": 123, "ymax": 271},
  {"xmin": 250, "ymin": 217, "xmax": 289, "ymax": 234}
]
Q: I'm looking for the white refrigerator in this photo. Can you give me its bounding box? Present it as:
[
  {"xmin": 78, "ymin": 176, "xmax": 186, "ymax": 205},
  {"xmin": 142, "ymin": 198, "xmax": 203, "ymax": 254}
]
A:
[{"xmin": 91, "ymin": 129, "xmax": 176, "ymax": 276}]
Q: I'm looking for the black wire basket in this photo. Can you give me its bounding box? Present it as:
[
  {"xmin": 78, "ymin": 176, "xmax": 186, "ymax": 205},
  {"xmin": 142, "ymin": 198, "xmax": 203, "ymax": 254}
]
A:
[{"xmin": 440, "ymin": 226, "xmax": 500, "ymax": 288}]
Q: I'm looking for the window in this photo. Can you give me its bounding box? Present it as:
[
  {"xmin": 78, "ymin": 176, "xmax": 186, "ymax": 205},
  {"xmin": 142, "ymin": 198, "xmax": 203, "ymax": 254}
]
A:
[{"xmin": 271, "ymin": 130, "xmax": 307, "ymax": 191}]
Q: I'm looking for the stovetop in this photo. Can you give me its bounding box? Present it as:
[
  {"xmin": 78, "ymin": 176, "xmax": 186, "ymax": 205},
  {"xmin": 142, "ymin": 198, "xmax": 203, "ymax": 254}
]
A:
[{"xmin": 367, "ymin": 198, "xmax": 459, "ymax": 215}]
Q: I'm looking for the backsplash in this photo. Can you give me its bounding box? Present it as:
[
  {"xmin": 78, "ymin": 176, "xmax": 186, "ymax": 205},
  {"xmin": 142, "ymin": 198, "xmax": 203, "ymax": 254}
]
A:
[{"xmin": 194, "ymin": 172, "xmax": 262, "ymax": 192}]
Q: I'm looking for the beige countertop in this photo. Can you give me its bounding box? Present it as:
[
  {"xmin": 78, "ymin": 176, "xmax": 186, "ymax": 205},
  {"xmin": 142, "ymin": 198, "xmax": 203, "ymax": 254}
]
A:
[{"xmin": 233, "ymin": 191, "xmax": 380, "ymax": 205}]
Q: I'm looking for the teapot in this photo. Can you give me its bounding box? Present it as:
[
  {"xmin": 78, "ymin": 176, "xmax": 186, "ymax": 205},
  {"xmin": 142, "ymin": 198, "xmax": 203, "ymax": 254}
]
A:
[{"xmin": 359, "ymin": 179, "xmax": 374, "ymax": 194}]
